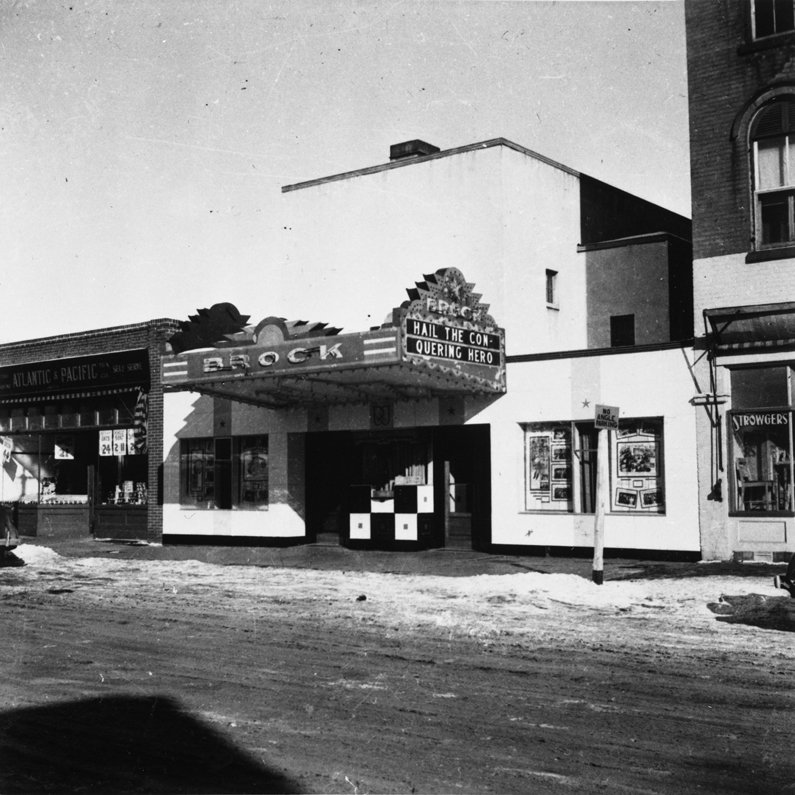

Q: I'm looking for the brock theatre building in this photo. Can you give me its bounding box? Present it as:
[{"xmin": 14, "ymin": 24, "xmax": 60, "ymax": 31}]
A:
[
  {"xmin": 158, "ymin": 138, "xmax": 701, "ymax": 555},
  {"xmin": 161, "ymin": 268, "xmax": 506, "ymax": 549}
]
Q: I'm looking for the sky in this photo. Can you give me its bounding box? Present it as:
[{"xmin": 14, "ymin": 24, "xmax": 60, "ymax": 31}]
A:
[{"xmin": 0, "ymin": 0, "xmax": 690, "ymax": 340}]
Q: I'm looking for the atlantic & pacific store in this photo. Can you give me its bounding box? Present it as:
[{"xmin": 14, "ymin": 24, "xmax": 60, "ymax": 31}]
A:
[{"xmin": 0, "ymin": 321, "xmax": 177, "ymax": 540}]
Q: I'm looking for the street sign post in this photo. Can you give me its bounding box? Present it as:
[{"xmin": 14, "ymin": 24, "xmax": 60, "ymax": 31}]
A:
[{"xmin": 593, "ymin": 405, "xmax": 619, "ymax": 585}]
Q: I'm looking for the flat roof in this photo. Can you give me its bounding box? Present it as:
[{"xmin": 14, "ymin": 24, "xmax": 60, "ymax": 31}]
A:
[{"xmin": 281, "ymin": 137, "xmax": 579, "ymax": 194}]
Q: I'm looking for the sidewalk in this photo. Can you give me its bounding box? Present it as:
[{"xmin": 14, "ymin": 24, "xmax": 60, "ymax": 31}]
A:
[{"xmin": 16, "ymin": 535, "xmax": 786, "ymax": 581}]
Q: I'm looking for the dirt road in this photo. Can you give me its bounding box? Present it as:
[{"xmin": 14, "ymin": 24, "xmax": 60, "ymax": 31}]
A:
[{"xmin": 1, "ymin": 546, "xmax": 794, "ymax": 793}]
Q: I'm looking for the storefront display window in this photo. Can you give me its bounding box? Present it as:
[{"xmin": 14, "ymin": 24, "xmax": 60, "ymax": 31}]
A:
[
  {"xmin": 612, "ymin": 419, "xmax": 664, "ymax": 513},
  {"xmin": 97, "ymin": 453, "xmax": 148, "ymax": 505},
  {"xmin": 0, "ymin": 429, "xmax": 146, "ymax": 506},
  {"xmin": 729, "ymin": 366, "xmax": 794, "ymax": 514},
  {"xmin": 524, "ymin": 424, "xmax": 574, "ymax": 511},
  {"xmin": 523, "ymin": 418, "xmax": 665, "ymax": 514},
  {"xmin": 730, "ymin": 411, "xmax": 793, "ymax": 512},
  {"xmin": 180, "ymin": 436, "xmax": 269, "ymax": 510},
  {"xmin": 239, "ymin": 436, "xmax": 269, "ymax": 507}
]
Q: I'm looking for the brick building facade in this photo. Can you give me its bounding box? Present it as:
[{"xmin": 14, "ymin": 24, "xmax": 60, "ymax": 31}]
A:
[
  {"xmin": 0, "ymin": 320, "xmax": 179, "ymax": 541},
  {"xmin": 686, "ymin": 0, "xmax": 795, "ymax": 560}
]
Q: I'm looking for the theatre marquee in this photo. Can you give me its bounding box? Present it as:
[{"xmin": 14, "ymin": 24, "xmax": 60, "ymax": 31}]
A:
[{"xmin": 160, "ymin": 268, "xmax": 505, "ymax": 407}]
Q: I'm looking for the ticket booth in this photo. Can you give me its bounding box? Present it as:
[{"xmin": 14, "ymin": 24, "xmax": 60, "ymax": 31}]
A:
[{"xmin": 304, "ymin": 423, "xmax": 491, "ymax": 550}]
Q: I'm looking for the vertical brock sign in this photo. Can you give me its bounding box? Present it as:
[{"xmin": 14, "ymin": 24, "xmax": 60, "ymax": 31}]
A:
[
  {"xmin": 593, "ymin": 405, "xmax": 619, "ymax": 585},
  {"xmin": 400, "ymin": 267, "xmax": 506, "ymax": 392}
]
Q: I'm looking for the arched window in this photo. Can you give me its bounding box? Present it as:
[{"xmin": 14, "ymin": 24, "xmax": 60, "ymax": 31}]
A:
[{"xmin": 752, "ymin": 97, "xmax": 795, "ymax": 247}]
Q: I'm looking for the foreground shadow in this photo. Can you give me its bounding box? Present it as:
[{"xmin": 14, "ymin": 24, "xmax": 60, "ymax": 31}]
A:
[
  {"xmin": 0, "ymin": 694, "xmax": 301, "ymax": 794},
  {"xmin": 707, "ymin": 593, "xmax": 795, "ymax": 632}
]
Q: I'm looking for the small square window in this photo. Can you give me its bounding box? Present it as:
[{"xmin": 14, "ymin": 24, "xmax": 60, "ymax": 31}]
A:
[
  {"xmin": 610, "ymin": 314, "xmax": 635, "ymax": 347},
  {"xmin": 545, "ymin": 269, "xmax": 558, "ymax": 307}
]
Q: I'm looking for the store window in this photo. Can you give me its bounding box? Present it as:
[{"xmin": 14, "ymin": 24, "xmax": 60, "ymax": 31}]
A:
[
  {"xmin": 730, "ymin": 366, "xmax": 793, "ymax": 513},
  {"xmin": 612, "ymin": 419, "xmax": 664, "ymax": 513},
  {"xmin": 732, "ymin": 366, "xmax": 789, "ymax": 408},
  {"xmin": 180, "ymin": 436, "xmax": 268, "ymax": 510},
  {"xmin": 751, "ymin": 97, "xmax": 795, "ymax": 247},
  {"xmin": 0, "ymin": 430, "xmax": 146, "ymax": 506},
  {"xmin": 525, "ymin": 424, "xmax": 573, "ymax": 511},
  {"xmin": 97, "ymin": 450, "xmax": 148, "ymax": 506},
  {"xmin": 523, "ymin": 418, "xmax": 664, "ymax": 514},
  {"xmin": 753, "ymin": 0, "xmax": 795, "ymax": 39}
]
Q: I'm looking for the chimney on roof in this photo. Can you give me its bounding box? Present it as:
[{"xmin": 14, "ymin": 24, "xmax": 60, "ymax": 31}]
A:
[{"xmin": 389, "ymin": 140, "xmax": 440, "ymax": 161}]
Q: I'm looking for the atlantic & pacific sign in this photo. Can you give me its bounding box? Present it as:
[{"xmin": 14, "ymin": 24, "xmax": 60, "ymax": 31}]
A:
[{"xmin": 0, "ymin": 350, "xmax": 149, "ymax": 397}]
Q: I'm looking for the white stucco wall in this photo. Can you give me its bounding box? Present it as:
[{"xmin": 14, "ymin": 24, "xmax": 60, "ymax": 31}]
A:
[
  {"xmin": 162, "ymin": 391, "xmax": 308, "ymax": 538},
  {"xmin": 475, "ymin": 346, "xmax": 701, "ymax": 552},
  {"xmin": 277, "ymin": 144, "xmax": 585, "ymax": 355},
  {"xmin": 162, "ymin": 345, "xmax": 700, "ymax": 551}
]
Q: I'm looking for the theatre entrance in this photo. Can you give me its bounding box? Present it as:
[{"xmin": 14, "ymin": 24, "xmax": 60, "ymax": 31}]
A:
[{"xmin": 305, "ymin": 424, "xmax": 491, "ymax": 549}]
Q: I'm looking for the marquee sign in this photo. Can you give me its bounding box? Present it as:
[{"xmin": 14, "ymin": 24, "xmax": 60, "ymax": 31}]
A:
[
  {"xmin": 162, "ymin": 326, "xmax": 399, "ymax": 384},
  {"xmin": 161, "ymin": 268, "xmax": 505, "ymax": 402},
  {"xmin": 161, "ymin": 312, "xmax": 400, "ymax": 387},
  {"xmin": 400, "ymin": 268, "xmax": 505, "ymax": 389}
]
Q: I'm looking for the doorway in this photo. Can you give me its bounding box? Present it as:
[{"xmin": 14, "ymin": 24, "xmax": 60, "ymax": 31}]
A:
[
  {"xmin": 434, "ymin": 425, "xmax": 491, "ymax": 550},
  {"xmin": 305, "ymin": 431, "xmax": 355, "ymax": 542},
  {"xmin": 305, "ymin": 424, "xmax": 492, "ymax": 549}
]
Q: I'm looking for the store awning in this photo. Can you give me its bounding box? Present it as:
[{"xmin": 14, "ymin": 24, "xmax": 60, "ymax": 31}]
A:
[
  {"xmin": 0, "ymin": 385, "xmax": 143, "ymax": 405},
  {"xmin": 161, "ymin": 270, "xmax": 507, "ymax": 408},
  {"xmin": 704, "ymin": 302, "xmax": 795, "ymax": 354}
]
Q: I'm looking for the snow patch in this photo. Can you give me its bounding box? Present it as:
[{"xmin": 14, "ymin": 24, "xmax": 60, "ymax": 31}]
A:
[{"xmin": 14, "ymin": 545, "xmax": 63, "ymax": 566}]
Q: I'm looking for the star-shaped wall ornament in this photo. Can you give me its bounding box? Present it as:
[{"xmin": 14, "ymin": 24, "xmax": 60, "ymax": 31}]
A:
[{"xmin": 582, "ymin": 399, "xmax": 590, "ymax": 408}]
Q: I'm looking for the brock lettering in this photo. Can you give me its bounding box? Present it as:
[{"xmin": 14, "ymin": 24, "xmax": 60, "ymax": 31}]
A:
[{"xmin": 203, "ymin": 343, "xmax": 344, "ymax": 374}]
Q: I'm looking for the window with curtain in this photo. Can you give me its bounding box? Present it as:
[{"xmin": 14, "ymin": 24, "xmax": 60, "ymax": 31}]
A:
[{"xmin": 752, "ymin": 97, "xmax": 795, "ymax": 247}]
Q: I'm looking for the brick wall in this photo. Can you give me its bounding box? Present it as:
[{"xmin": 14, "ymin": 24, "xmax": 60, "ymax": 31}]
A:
[
  {"xmin": 0, "ymin": 319, "xmax": 180, "ymax": 539},
  {"xmin": 685, "ymin": 0, "xmax": 795, "ymax": 261}
]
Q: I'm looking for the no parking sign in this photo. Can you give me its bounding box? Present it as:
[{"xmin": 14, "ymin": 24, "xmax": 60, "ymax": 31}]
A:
[{"xmin": 594, "ymin": 404, "xmax": 619, "ymax": 430}]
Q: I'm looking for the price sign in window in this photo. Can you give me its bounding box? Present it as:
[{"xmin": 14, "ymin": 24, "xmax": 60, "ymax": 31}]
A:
[
  {"xmin": 112, "ymin": 429, "xmax": 127, "ymax": 455},
  {"xmin": 99, "ymin": 430, "xmax": 113, "ymax": 457}
]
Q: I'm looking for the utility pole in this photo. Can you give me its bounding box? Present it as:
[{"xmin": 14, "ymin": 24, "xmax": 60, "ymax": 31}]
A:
[{"xmin": 593, "ymin": 404, "xmax": 619, "ymax": 585}]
